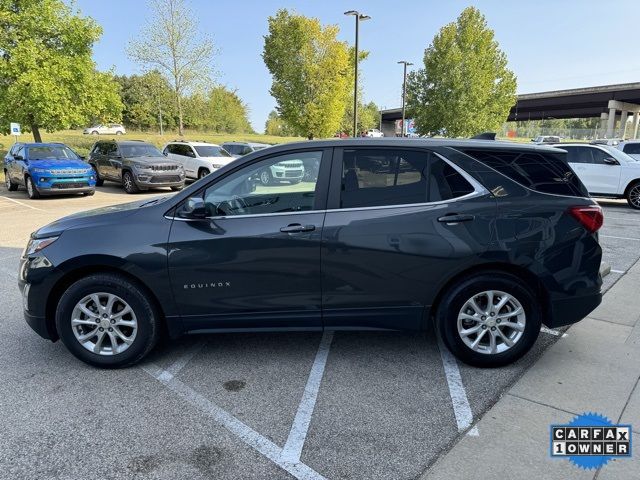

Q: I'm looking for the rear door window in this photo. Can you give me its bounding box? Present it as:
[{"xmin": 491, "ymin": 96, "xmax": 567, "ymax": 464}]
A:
[
  {"xmin": 623, "ymin": 143, "xmax": 640, "ymax": 155},
  {"xmin": 339, "ymin": 149, "xmax": 475, "ymax": 208},
  {"xmin": 458, "ymin": 148, "xmax": 589, "ymax": 197},
  {"xmin": 563, "ymin": 146, "xmax": 593, "ymax": 164}
]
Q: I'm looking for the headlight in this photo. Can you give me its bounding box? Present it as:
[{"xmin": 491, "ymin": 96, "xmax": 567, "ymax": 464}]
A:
[
  {"xmin": 212, "ymin": 164, "xmax": 224, "ymax": 169},
  {"xmin": 24, "ymin": 236, "xmax": 59, "ymax": 256},
  {"xmin": 133, "ymin": 163, "xmax": 152, "ymax": 171}
]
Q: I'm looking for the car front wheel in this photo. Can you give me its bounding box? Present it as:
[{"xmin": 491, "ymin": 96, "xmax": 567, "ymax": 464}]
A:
[
  {"xmin": 122, "ymin": 171, "xmax": 139, "ymax": 194},
  {"xmin": 55, "ymin": 274, "xmax": 160, "ymax": 368},
  {"xmin": 25, "ymin": 176, "xmax": 41, "ymax": 199},
  {"xmin": 435, "ymin": 272, "xmax": 541, "ymax": 367}
]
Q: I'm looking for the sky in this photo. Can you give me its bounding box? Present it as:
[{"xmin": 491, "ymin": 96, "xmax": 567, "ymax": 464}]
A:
[{"xmin": 75, "ymin": 0, "xmax": 640, "ymax": 132}]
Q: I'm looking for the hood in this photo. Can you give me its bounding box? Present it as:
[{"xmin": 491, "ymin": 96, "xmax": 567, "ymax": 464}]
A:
[
  {"xmin": 28, "ymin": 159, "xmax": 90, "ymax": 170},
  {"xmin": 125, "ymin": 156, "xmax": 179, "ymax": 166},
  {"xmin": 200, "ymin": 156, "xmax": 237, "ymax": 165},
  {"xmin": 34, "ymin": 197, "xmax": 167, "ymax": 238}
]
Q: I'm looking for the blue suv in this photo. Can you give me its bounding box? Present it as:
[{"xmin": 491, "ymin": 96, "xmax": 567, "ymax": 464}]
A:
[{"xmin": 4, "ymin": 143, "xmax": 96, "ymax": 199}]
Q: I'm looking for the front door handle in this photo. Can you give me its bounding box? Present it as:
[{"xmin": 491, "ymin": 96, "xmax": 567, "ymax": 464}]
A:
[
  {"xmin": 280, "ymin": 223, "xmax": 316, "ymax": 233},
  {"xmin": 437, "ymin": 214, "xmax": 475, "ymax": 224}
]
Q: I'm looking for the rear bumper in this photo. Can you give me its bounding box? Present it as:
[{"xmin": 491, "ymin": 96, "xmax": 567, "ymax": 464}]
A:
[{"xmin": 545, "ymin": 291, "xmax": 602, "ymax": 328}]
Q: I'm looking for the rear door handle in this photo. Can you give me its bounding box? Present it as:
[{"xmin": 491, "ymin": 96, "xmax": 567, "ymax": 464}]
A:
[
  {"xmin": 437, "ymin": 214, "xmax": 475, "ymax": 224},
  {"xmin": 280, "ymin": 223, "xmax": 316, "ymax": 233}
]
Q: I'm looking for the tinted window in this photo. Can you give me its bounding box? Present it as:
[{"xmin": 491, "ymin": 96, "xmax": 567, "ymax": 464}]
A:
[
  {"xmin": 590, "ymin": 148, "xmax": 612, "ymax": 165},
  {"xmin": 459, "ymin": 149, "xmax": 588, "ymax": 197},
  {"xmin": 120, "ymin": 143, "xmax": 163, "ymax": 157},
  {"xmin": 222, "ymin": 144, "xmax": 238, "ymax": 155},
  {"xmin": 623, "ymin": 143, "xmax": 640, "ymax": 155},
  {"xmin": 200, "ymin": 151, "xmax": 323, "ymax": 216},
  {"xmin": 194, "ymin": 145, "xmax": 230, "ymax": 157},
  {"xmin": 563, "ymin": 146, "xmax": 593, "ymax": 164},
  {"xmin": 104, "ymin": 143, "xmax": 118, "ymax": 155},
  {"xmin": 340, "ymin": 149, "xmax": 474, "ymax": 208}
]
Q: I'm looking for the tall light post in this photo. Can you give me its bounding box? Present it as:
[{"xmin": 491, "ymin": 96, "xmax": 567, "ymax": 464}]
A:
[
  {"xmin": 345, "ymin": 10, "xmax": 370, "ymax": 137},
  {"xmin": 398, "ymin": 60, "xmax": 413, "ymax": 137}
]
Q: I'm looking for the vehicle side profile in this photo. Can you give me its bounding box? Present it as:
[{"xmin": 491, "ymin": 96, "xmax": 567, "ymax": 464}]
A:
[
  {"xmin": 364, "ymin": 128, "xmax": 384, "ymax": 138},
  {"xmin": 88, "ymin": 140, "xmax": 185, "ymax": 193},
  {"xmin": 617, "ymin": 140, "xmax": 640, "ymax": 161},
  {"xmin": 19, "ymin": 139, "xmax": 603, "ymax": 369},
  {"xmin": 83, "ymin": 124, "xmax": 126, "ymax": 135},
  {"xmin": 163, "ymin": 141, "xmax": 236, "ymax": 180},
  {"xmin": 222, "ymin": 141, "xmax": 271, "ymax": 157},
  {"xmin": 558, "ymin": 143, "xmax": 640, "ymax": 209},
  {"xmin": 4, "ymin": 143, "xmax": 96, "ymax": 199}
]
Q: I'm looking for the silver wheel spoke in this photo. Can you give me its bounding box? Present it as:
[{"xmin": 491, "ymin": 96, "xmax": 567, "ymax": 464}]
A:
[
  {"xmin": 460, "ymin": 324, "xmax": 482, "ymax": 337},
  {"xmin": 72, "ymin": 318, "xmax": 98, "ymax": 327},
  {"xmin": 496, "ymin": 327, "xmax": 514, "ymax": 347},
  {"xmin": 112, "ymin": 326, "xmax": 134, "ymax": 345},
  {"xmin": 500, "ymin": 321, "xmax": 525, "ymax": 332},
  {"xmin": 105, "ymin": 294, "xmax": 117, "ymax": 315},
  {"xmin": 93, "ymin": 331, "xmax": 106, "ymax": 353},
  {"xmin": 488, "ymin": 330, "xmax": 497, "ymax": 353},
  {"xmin": 471, "ymin": 329, "xmax": 488, "ymax": 350},
  {"xmin": 107, "ymin": 331, "xmax": 120, "ymax": 353},
  {"xmin": 497, "ymin": 307, "xmax": 523, "ymax": 319},
  {"xmin": 494, "ymin": 295, "xmax": 510, "ymax": 312},
  {"xmin": 467, "ymin": 298, "xmax": 484, "ymax": 316},
  {"xmin": 78, "ymin": 304, "xmax": 99, "ymax": 319},
  {"xmin": 77, "ymin": 328, "xmax": 98, "ymax": 342}
]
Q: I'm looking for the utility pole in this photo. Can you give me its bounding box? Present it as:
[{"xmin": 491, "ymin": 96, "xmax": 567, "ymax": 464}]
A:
[
  {"xmin": 398, "ymin": 61, "xmax": 413, "ymax": 137},
  {"xmin": 345, "ymin": 10, "xmax": 371, "ymax": 138}
]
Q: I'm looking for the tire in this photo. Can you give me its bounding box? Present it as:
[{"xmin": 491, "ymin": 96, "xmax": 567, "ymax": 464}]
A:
[
  {"xmin": 435, "ymin": 271, "xmax": 541, "ymax": 367},
  {"xmin": 259, "ymin": 169, "xmax": 272, "ymax": 186},
  {"xmin": 91, "ymin": 131, "xmax": 99, "ymax": 135},
  {"xmin": 198, "ymin": 168, "xmax": 210, "ymax": 180},
  {"xmin": 116, "ymin": 131, "xmax": 123, "ymax": 135},
  {"xmin": 25, "ymin": 176, "xmax": 41, "ymax": 199},
  {"xmin": 91, "ymin": 165, "xmax": 104, "ymax": 187},
  {"xmin": 83, "ymin": 190, "xmax": 95, "ymax": 196},
  {"xmin": 122, "ymin": 171, "xmax": 139, "ymax": 194},
  {"xmin": 625, "ymin": 181, "xmax": 640, "ymax": 210},
  {"xmin": 4, "ymin": 170, "xmax": 18, "ymax": 191},
  {"xmin": 55, "ymin": 273, "xmax": 160, "ymax": 368},
  {"xmin": 170, "ymin": 185, "xmax": 184, "ymax": 191}
]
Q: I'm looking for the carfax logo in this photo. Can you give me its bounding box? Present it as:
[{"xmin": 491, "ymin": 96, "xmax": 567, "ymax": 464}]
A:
[{"xmin": 550, "ymin": 413, "xmax": 632, "ymax": 469}]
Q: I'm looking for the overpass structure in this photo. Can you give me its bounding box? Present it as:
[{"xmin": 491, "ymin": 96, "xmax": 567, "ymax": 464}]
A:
[{"xmin": 380, "ymin": 82, "xmax": 640, "ymax": 139}]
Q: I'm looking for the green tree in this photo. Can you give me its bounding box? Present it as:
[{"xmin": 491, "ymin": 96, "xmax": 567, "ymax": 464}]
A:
[
  {"xmin": 0, "ymin": 0, "xmax": 122, "ymax": 142},
  {"xmin": 341, "ymin": 99, "xmax": 379, "ymax": 135},
  {"xmin": 115, "ymin": 71, "xmax": 176, "ymax": 131},
  {"xmin": 263, "ymin": 9, "xmax": 352, "ymax": 139},
  {"xmin": 265, "ymin": 109, "xmax": 295, "ymax": 136},
  {"xmin": 128, "ymin": 0, "xmax": 215, "ymax": 136},
  {"xmin": 182, "ymin": 86, "xmax": 253, "ymax": 134},
  {"xmin": 406, "ymin": 7, "xmax": 517, "ymax": 137}
]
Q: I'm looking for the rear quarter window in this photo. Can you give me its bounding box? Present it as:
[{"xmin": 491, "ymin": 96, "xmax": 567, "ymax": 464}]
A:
[{"xmin": 458, "ymin": 148, "xmax": 589, "ymax": 197}]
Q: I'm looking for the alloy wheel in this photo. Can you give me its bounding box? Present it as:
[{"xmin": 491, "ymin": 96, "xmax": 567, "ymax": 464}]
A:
[
  {"xmin": 456, "ymin": 290, "xmax": 526, "ymax": 355},
  {"xmin": 71, "ymin": 292, "xmax": 138, "ymax": 356},
  {"xmin": 26, "ymin": 178, "xmax": 34, "ymax": 197},
  {"xmin": 260, "ymin": 171, "xmax": 270, "ymax": 185},
  {"xmin": 123, "ymin": 174, "xmax": 132, "ymax": 191},
  {"xmin": 629, "ymin": 185, "xmax": 640, "ymax": 209},
  {"xmin": 5, "ymin": 173, "xmax": 10, "ymax": 190}
]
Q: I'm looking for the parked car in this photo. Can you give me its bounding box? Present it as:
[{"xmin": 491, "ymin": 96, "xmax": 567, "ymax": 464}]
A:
[
  {"xmin": 364, "ymin": 128, "xmax": 384, "ymax": 138},
  {"xmin": 531, "ymin": 135, "xmax": 561, "ymax": 144},
  {"xmin": 616, "ymin": 140, "xmax": 640, "ymax": 161},
  {"xmin": 221, "ymin": 141, "xmax": 271, "ymax": 158},
  {"xmin": 3, "ymin": 142, "xmax": 96, "ymax": 199},
  {"xmin": 256, "ymin": 156, "xmax": 305, "ymax": 185},
  {"xmin": 592, "ymin": 138, "xmax": 622, "ymax": 146},
  {"xmin": 20, "ymin": 138, "xmax": 603, "ymax": 368},
  {"xmin": 88, "ymin": 140, "xmax": 185, "ymax": 194},
  {"xmin": 558, "ymin": 143, "xmax": 640, "ymax": 209},
  {"xmin": 163, "ymin": 141, "xmax": 236, "ymax": 180},
  {"xmin": 83, "ymin": 124, "xmax": 126, "ymax": 135}
]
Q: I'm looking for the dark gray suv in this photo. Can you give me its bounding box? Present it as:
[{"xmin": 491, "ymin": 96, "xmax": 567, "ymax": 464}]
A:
[
  {"xmin": 88, "ymin": 140, "xmax": 185, "ymax": 193},
  {"xmin": 21, "ymin": 138, "xmax": 603, "ymax": 368}
]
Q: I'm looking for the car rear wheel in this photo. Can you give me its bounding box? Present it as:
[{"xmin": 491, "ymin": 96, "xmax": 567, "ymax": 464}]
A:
[
  {"xmin": 25, "ymin": 176, "xmax": 41, "ymax": 199},
  {"xmin": 91, "ymin": 131, "xmax": 99, "ymax": 135},
  {"xmin": 170, "ymin": 185, "xmax": 183, "ymax": 191},
  {"xmin": 55, "ymin": 274, "xmax": 160, "ymax": 368},
  {"xmin": 116, "ymin": 131, "xmax": 123, "ymax": 135},
  {"xmin": 4, "ymin": 170, "xmax": 18, "ymax": 191},
  {"xmin": 435, "ymin": 272, "xmax": 541, "ymax": 367},
  {"xmin": 626, "ymin": 182, "xmax": 640, "ymax": 210},
  {"xmin": 122, "ymin": 171, "xmax": 139, "ymax": 194}
]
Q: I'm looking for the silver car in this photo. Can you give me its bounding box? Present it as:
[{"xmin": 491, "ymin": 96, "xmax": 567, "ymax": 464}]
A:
[{"xmin": 83, "ymin": 124, "xmax": 126, "ymax": 135}]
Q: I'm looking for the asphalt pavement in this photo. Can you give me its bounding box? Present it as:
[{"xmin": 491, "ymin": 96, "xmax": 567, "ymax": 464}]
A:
[{"xmin": 0, "ymin": 188, "xmax": 638, "ymax": 480}]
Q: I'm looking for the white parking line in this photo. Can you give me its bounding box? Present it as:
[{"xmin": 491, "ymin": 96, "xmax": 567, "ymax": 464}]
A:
[
  {"xmin": 437, "ymin": 339, "xmax": 477, "ymax": 436},
  {"xmin": 142, "ymin": 362, "xmax": 326, "ymax": 480},
  {"xmin": 280, "ymin": 331, "xmax": 334, "ymax": 463},
  {"xmin": 540, "ymin": 326, "xmax": 568, "ymax": 338},
  {"xmin": 611, "ymin": 269, "xmax": 626, "ymax": 274},
  {"xmin": 600, "ymin": 235, "xmax": 640, "ymax": 241},
  {"xmin": 157, "ymin": 340, "xmax": 206, "ymax": 382},
  {"xmin": 0, "ymin": 195, "xmax": 47, "ymax": 212}
]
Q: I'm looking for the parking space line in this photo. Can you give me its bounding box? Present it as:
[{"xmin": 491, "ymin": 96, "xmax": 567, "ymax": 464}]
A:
[
  {"xmin": 157, "ymin": 340, "xmax": 206, "ymax": 382},
  {"xmin": 540, "ymin": 326, "xmax": 568, "ymax": 338},
  {"xmin": 600, "ymin": 235, "xmax": 640, "ymax": 241},
  {"xmin": 0, "ymin": 195, "xmax": 47, "ymax": 212},
  {"xmin": 611, "ymin": 269, "xmax": 626, "ymax": 274},
  {"xmin": 141, "ymin": 362, "xmax": 326, "ymax": 480},
  {"xmin": 437, "ymin": 339, "xmax": 477, "ymax": 436},
  {"xmin": 280, "ymin": 331, "xmax": 334, "ymax": 463}
]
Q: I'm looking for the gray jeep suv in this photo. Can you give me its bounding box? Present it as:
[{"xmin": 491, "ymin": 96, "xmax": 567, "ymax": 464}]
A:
[{"xmin": 88, "ymin": 140, "xmax": 185, "ymax": 193}]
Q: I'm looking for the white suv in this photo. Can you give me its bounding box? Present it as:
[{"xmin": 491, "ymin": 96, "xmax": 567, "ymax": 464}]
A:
[
  {"xmin": 163, "ymin": 141, "xmax": 236, "ymax": 180},
  {"xmin": 617, "ymin": 140, "xmax": 640, "ymax": 161},
  {"xmin": 559, "ymin": 143, "xmax": 640, "ymax": 209},
  {"xmin": 365, "ymin": 128, "xmax": 384, "ymax": 138}
]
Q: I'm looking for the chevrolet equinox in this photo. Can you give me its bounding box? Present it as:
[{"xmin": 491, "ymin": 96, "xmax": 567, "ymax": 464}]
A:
[{"xmin": 19, "ymin": 139, "xmax": 604, "ymax": 368}]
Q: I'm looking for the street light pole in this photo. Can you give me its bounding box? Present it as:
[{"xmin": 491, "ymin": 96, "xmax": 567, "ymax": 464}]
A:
[
  {"xmin": 398, "ymin": 60, "xmax": 413, "ymax": 137},
  {"xmin": 345, "ymin": 10, "xmax": 370, "ymax": 138}
]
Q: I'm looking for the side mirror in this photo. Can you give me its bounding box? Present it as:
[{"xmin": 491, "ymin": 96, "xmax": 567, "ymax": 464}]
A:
[
  {"xmin": 179, "ymin": 197, "xmax": 207, "ymax": 219},
  {"xmin": 13, "ymin": 154, "xmax": 23, "ymax": 161},
  {"xmin": 603, "ymin": 157, "xmax": 619, "ymax": 165}
]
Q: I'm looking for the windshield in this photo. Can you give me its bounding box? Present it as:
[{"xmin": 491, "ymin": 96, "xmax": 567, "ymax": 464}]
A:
[
  {"xmin": 252, "ymin": 145, "xmax": 268, "ymax": 151},
  {"xmin": 194, "ymin": 145, "xmax": 231, "ymax": 157},
  {"xmin": 120, "ymin": 144, "xmax": 163, "ymax": 157},
  {"xmin": 27, "ymin": 145, "xmax": 80, "ymax": 160}
]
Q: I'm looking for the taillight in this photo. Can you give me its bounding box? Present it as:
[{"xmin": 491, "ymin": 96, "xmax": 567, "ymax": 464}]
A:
[{"xmin": 568, "ymin": 206, "xmax": 603, "ymax": 233}]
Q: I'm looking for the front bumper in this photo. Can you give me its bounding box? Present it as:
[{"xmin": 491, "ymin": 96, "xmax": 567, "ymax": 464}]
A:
[
  {"xmin": 31, "ymin": 174, "xmax": 96, "ymax": 194},
  {"xmin": 19, "ymin": 254, "xmax": 60, "ymax": 341},
  {"xmin": 133, "ymin": 171, "xmax": 185, "ymax": 188}
]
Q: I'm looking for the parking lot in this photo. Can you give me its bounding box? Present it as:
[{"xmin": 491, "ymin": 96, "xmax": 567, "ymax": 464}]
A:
[{"xmin": 0, "ymin": 185, "xmax": 638, "ymax": 480}]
